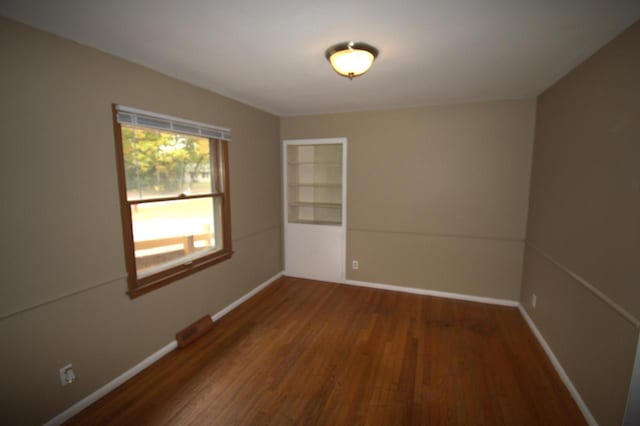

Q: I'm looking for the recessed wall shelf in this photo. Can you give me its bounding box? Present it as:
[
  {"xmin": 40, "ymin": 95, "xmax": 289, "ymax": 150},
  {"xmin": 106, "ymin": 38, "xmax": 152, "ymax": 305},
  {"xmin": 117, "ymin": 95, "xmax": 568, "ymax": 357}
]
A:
[
  {"xmin": 283, "ymin": 138, "xmax": 347, "ymax": 282},
  {"xmin": 286, "ymin": 143, "xmax": 343, "ymax": 225}
]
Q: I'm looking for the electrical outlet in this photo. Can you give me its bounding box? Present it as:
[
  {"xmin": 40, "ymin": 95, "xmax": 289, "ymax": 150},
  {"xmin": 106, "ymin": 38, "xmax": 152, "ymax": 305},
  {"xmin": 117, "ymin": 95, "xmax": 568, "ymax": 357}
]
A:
[
  {"xmin": 352, "ymin": 260, "xmax": 359, "ymax": 270},
  {"xmin": 59, "ymin": 364, "xmax": 76, "ymax": 386},
  {"xmin": 532, "ymin": 294, "xmax": 537, "ymax": 308}
]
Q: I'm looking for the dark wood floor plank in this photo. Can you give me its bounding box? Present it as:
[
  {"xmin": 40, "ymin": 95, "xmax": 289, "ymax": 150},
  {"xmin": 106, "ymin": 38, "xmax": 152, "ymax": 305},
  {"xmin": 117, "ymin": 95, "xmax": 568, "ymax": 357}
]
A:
[{"xmin": 65, "ymin": 277, "xmax": 586, "ymax": 425}]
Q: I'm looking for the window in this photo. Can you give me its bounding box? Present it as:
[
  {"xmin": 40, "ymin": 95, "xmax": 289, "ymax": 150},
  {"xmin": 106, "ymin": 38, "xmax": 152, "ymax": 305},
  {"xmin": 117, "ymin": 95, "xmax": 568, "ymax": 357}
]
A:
[{"xmin": 112, "ymin": 105, "xmax": 232, "ymax": 298}]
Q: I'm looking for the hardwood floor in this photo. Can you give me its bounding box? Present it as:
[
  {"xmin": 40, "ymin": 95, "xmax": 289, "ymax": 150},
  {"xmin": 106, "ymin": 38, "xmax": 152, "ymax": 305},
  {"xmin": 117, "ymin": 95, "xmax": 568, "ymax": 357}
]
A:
[{"xmin": 66, "ymin": 276, "xmax": 586, "ymax": 425}]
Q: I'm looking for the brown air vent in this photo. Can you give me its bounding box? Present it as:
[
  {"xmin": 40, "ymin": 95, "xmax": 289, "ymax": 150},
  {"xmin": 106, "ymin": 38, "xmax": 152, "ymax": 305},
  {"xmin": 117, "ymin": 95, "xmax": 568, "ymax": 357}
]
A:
[{"xmin": 176, "ymin": 315, "xmax": 215, "ymax": 348}]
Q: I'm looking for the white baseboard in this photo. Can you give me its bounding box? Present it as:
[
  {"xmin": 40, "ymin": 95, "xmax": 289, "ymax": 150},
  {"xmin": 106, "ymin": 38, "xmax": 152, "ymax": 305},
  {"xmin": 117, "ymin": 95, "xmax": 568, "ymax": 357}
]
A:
[
  {"xmin": 211, "ymin": 272, "xmax": 283, "ymax": 322},
  {"xmin": 518, "ymin": 305, "xmax": 597, "ymax": 426},
  {"xmin": 45, "ymin": 271, "xmax": 284, "ymax": 426},
  {"xmin": 343, "ymin": 278, "xmax": 519, "ymax": 307},
  {"xmin": 45, "ymin": 340, "xmax": 178, "ymax": 426},
  {"xmin": 339, "ymin": 277, "xmax": 596, "ymax": 424},
  {"xmin": 46, "ymin": 272, "xmax": 593, "ymax": 425},
  {"xmin": 289, "ymin": 274, "xmax": 597, "ymax": 423},
  {"xmin": 283, "ymin": 271, "xmax": 346, "ymax": 286},
  {"xmin": 284, "ymin": 273, "xmax": 518, "ymax": 307}
]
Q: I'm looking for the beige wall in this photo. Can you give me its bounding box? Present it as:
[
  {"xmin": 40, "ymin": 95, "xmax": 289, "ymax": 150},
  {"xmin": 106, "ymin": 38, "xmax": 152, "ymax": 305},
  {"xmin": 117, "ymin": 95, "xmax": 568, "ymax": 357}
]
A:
[
  {"xmin": 4, "ymin": 10, "xmax": 637, "ymax": 425},
  {"xmin": 0, "ymin": 18, "xmax": 282, "ymax": 424},
  {"xmin": 521, "ymin": 20, "xmax": 640, "ymax": 426},
  {"xmin": 282, "ymin": 100, "xmax": 535, "ymax": 300}
]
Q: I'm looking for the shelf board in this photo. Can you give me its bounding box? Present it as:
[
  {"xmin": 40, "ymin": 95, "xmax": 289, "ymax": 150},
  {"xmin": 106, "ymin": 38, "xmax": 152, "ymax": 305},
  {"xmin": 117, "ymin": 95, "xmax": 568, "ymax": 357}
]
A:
[
  {"xmin": 288, "ymin": 183, "xmax": 341, "ymax": 188},
  {"xmin": 288, "ymin": 219, "xmax": 342, "ymax": 226},
  {"xmin": 289, "ymin": 202, "xmax": 341, "ymax": 209},
  {"xmin": 287, "ymin": 161, "xmax": 342, "ymax": 166}
]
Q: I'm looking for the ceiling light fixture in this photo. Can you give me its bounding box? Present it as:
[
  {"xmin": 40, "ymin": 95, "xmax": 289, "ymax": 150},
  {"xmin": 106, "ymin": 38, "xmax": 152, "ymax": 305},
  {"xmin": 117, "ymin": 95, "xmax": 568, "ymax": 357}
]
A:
[{"xmin": 325, "ymin": 41, "xmax": 379, "ymax": 80}]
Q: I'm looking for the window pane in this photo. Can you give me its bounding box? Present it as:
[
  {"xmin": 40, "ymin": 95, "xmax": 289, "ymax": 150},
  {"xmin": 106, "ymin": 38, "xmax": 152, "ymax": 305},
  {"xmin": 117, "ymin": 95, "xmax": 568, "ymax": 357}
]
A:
[
  {"xmin": 122, "ymin": 126, "xmax": 213, "ymax": 200},
  {"xmin": 131, "ymin": 198, "xmax": 220, "ymax": 278}
]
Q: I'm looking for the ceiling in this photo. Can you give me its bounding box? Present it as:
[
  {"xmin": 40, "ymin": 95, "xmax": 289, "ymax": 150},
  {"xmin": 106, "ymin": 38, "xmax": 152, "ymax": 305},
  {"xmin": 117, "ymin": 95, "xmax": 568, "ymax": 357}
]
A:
[{"xmin": 2, "ymin": 1, "xmax": 639, "ymax": 116}]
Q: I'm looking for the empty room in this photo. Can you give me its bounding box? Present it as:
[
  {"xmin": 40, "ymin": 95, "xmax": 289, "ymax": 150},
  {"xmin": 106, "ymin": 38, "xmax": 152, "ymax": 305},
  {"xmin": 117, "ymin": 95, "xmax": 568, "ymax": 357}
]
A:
[{"xmin": 1, "ymin": 1, "xmax": 639, "ymax": 425}]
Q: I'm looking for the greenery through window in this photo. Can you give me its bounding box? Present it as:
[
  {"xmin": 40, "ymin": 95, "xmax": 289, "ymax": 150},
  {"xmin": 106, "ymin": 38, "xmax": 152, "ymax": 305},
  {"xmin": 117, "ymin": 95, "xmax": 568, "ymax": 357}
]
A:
[{"xmin": 113, "ymin": 108, "xmax": 232, "ymax": 298}]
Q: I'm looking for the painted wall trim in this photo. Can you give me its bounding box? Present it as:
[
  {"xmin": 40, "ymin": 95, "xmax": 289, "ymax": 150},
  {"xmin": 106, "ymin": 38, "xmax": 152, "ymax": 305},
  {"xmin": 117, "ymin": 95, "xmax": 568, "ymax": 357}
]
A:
[
  {"xmin": 528, "ymin": 243, "xmax": 639, "ymax": 328},
  {"xmin": 284, "ymin": 271, "xmax": 347, "ymax": 286},
  {"xmin": 45, "ymin": 271, "xmax": 284, "ymax": 425},
  {"xmin": 284, "ymin": 272, "xmax": 518, "ymax": 307},
  {"xmin": 518, "ymin": 305, "xmax": 598, "ymax": 426},
  {"xmin": 350, "ymin": 227, "xmax": 525, "ymax": 243},
  {"xmin": 210, "ymin": 272, "xmax": 283, "ymax": 322},
  {"xmin": 287, "ymin": 273, "xmax": 597, "ymax": 425},
  {"xmin": 1, "ymin": 274, "xmax": 127, "ymax": 321},
  {"xmin": 2, "ymin": 226, "xmax": 281, "ymax": 322},
  {"xmin": 44, "ymin": 340, "xmax": 178, "ymax": 426},
  {"xmin": 343, "ymin": 278, "xmax": 519, "ymax": 307}
]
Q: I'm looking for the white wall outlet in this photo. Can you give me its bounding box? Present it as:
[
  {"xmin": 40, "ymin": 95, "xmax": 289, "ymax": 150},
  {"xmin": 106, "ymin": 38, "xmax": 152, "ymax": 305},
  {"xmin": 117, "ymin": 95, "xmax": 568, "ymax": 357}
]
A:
[
  {"xmin": 352, "ymin": 260, "xmax": 359, "ymax": 270},
  {"xmin": 59, "ymin": 364, "xmax": 76, "ymax": 386},
  {"xmin": 532, "ymin": 294, "xmax": 537, "ymax": 308}
]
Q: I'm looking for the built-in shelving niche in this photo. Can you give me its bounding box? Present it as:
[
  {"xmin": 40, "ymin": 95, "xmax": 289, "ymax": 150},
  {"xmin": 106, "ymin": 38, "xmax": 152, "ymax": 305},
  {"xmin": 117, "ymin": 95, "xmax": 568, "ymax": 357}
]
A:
[{"xmin": 286, "ymin": 144, "xmax": 343, "ymax": 225}]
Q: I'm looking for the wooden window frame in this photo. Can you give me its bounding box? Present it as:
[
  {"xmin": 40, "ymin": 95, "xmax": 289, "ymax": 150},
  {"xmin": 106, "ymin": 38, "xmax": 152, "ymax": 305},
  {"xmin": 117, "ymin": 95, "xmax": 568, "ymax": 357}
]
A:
[{"xmin": 111, "ymin": 105, "xmax": 233, "ymax": 298}]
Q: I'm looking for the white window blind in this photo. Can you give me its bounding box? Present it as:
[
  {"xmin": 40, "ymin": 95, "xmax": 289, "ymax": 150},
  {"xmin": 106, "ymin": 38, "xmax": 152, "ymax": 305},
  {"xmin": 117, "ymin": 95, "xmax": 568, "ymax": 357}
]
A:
[{"xmin": 115, "ymin": 105, "xmax": 231, "ymax": 141}]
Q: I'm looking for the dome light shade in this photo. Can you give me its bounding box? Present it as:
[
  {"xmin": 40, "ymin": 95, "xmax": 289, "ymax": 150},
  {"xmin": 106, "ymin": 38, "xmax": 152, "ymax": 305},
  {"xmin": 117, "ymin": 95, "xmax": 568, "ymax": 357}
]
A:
[{"xmin": 325, "ymin": 42, "xmax": 379, "ymax": 79}]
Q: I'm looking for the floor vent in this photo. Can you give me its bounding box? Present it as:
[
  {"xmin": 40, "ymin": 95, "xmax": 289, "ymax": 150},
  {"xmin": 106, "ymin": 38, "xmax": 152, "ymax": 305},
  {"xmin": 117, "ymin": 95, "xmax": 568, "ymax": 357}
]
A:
[{"xmin": 176, "ymin": 315, "xmax": 215, "ymax": 348}]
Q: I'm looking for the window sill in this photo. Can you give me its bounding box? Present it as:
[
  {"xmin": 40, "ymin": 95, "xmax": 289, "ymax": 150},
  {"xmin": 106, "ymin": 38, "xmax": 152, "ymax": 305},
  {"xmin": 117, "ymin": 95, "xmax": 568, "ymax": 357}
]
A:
[{"xmin": 127, "ymin": 250, "xmax": 233, "ymax": 299}]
